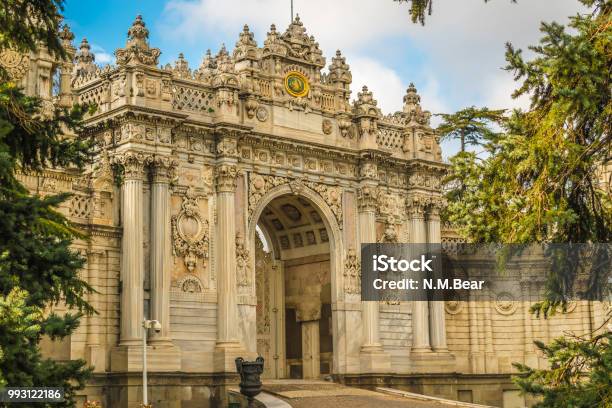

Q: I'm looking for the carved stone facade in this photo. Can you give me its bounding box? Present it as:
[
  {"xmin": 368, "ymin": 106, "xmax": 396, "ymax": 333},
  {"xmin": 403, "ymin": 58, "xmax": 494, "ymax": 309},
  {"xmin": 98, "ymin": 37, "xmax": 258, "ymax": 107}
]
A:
[{"xmin": 10, "ymin": 15, "xmax": 606, "ymax": 408}]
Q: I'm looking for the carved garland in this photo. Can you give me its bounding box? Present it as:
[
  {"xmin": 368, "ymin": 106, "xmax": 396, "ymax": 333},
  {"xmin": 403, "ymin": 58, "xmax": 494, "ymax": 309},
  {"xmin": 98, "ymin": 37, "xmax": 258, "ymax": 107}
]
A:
[{"xmin": 171, "ymin": 186, "xmax": 210, "ymax": 272}]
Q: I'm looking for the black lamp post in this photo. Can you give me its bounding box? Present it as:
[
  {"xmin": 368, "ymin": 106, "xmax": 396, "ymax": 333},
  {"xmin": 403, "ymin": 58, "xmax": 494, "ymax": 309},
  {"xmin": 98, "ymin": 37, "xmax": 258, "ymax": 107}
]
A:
[{"xmin": 235, "ymin": 357, "xmax": 264, "ymax": 407}]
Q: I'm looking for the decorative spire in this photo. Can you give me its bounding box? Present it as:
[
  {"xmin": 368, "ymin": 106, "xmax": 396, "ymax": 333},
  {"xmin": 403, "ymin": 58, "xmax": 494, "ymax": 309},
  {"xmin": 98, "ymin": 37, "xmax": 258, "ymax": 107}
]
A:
[
  {"xmin": 328, "ymin": 49, "xmax": 351, "ymax": 85},
  {"xmin": 353, "ymin": 85, "xmax": 381, "ymax": 117},
  {"xmin": 403, "ymin": 83, "xmax": 421, "ymax": 108},
  {"xmin": 114, "ymin": 15, "xmax": 161, "ymax": 66},
  {"xmin": 272, "ymin": 15, "xmax": 324, "ymax": 66},
  {"xmin": 403, "ymin": 83, "xmax": 431, "ymax": 125},
  {"xmin": 59, "ymin": 24, "xmax": 75, "ymax": 48},
  {"xmin": 173, "ymin": 53, "xmax": 191, "ymax": 79},
  {"xmin": 194, "ymin": 49, "xmax": 217, "ymax": 82},
  {"xmin": 126, "ymin": 15, "xmax": 149, "ymax": 49},
  {"xmin": 74, "ymin": 38, "xmax": 96, "ymax": 74},
  {"xmin": 215, "ymin": 44, "xmax": 235, "ymax": 74},
  {"xmin": 234, "ymin": 24, "xmax": 258, "ymax": 61}
]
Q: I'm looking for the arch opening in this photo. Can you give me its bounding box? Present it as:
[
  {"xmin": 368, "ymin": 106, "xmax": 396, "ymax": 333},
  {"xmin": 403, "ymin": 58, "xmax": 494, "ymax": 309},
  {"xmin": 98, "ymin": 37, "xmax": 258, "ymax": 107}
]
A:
[{"xmin": 254, "ymin": 193, "xmax": 334, "ymax": 380}]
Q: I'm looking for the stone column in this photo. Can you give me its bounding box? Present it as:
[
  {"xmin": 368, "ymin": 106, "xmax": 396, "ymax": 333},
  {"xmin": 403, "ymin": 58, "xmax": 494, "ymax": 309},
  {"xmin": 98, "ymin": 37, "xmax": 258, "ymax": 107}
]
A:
[
  {"xmin": 357, "ymin": 184, "xmax": 390, "ymax": 372},
  {"xmin": 427, "ymin": 205, "xmax": 448, "ymax": 352},
  {"xmin": 149, "ymin": 157, "xmax": 176, "ymax": 345},
  {"xmin": 408, "ymin": 196, "xmax": 432, "ymax": 353},
  {"xmin": 214, "ymin": 159, "xmax": 249, "ymax": 371},
  {"xmin": 117, "ymin": 153, "xmax": 148, "ymax": 346}
]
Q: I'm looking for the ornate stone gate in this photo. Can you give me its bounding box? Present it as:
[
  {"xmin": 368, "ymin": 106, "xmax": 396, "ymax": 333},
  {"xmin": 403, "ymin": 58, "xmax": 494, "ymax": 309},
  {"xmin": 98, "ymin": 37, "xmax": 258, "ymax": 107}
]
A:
[{"xmin": 6, "ymin": 12, "xmax": 606, "ymax": 408}]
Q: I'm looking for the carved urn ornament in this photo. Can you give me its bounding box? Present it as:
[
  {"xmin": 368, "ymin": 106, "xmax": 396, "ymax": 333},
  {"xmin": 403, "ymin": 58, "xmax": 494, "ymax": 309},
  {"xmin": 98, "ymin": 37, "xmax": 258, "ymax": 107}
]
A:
[{"xmin": 235, "ymin": 357, "xmax": 264, "ymax": 407}]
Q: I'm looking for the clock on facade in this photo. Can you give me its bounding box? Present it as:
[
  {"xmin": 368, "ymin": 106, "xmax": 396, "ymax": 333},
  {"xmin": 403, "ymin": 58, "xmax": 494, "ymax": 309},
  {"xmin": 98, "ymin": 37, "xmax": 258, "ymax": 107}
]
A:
[{"xmin": 284, "ymin": 71, "xmax": 309, "ymax": 98}]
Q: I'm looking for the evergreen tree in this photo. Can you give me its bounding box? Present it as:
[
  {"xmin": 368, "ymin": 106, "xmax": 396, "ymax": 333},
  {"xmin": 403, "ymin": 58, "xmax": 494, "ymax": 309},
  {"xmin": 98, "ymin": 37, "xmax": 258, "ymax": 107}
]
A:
[
  {"xmin": 442, "ymin": 2, "xmax": 611, "ymax": 404},
  {"xmin": 445, "ymin": 0, "xmax": 610, "ymax": 302},
  {"xmin": 513, "ymin": 328, "xmax": 612, "ymax": 407},
  {"xmin": 436, "ymin": 106, "xmax": 506, "ymax": 153},
  {"xmin": 0, "ymin": 0, "xmax": 94, "ymax": 406}
]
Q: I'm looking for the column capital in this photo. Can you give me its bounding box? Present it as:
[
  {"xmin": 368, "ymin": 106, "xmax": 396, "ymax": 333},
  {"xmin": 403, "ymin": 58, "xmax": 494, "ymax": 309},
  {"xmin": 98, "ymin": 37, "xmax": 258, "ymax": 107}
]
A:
[
  {"xmin": 406, "ymin": 193, "xmax": 429, "ymax": 219},
  {"xmin": 150, "ymin": 156, "xmax": 178, "ymax": 183},
  {"xmin": 357, "ymin": 185, "xmax": 379, "ymax": 212},
  {"xmin": 113, "ymin": 151, "xmax": 150, "ymax": 181},
  {"xmin": 215, "ymin": 163, "xmax": 241, "ymax": 193}
]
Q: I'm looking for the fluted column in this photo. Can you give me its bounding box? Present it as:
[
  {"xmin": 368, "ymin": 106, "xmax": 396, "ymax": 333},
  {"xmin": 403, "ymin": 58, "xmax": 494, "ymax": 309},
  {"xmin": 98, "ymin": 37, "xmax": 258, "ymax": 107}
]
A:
[
  {"xmin": 215, "ymin": 163, "xmax": 241, "ymax": 346},
  {"xmin": 149, "ymin": 157, "xmax": 176, "ymax": 345},
  {"xmin": 117, "ymin": 153, "xmax": 148, "ymax": 346},
  {"xmin": 408, "ymin": 196, "xmax": 432, "ymax": 353},
  {"xmin": 357, "ymin": 185, "xmax": 383, "ymax": 352},
  {"xmin": 427, "ymin": 205, "xmax": 448, "ymax": 352}
]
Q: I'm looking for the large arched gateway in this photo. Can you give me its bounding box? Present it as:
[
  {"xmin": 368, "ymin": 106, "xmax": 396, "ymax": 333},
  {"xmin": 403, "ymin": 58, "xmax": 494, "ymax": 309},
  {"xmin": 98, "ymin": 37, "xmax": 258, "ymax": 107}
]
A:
[
  {"xmin": 7, "ymin": 13, "xmax": 607, "ymax": 408},
  {"xmin": 249, "ymin": 184, "xmax": 343, "ymax": 379}
]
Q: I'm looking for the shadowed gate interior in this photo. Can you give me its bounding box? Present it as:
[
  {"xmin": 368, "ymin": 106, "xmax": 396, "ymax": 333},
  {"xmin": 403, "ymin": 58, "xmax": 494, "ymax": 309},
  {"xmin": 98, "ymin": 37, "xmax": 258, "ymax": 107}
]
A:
[{"xmin": 255, "ymin": 194, "xmax": 333, "ymax": 379}]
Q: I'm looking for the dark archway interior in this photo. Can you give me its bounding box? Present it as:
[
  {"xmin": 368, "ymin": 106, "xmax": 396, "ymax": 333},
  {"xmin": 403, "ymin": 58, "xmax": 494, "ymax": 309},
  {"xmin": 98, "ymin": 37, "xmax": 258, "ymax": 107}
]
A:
[{"xmin": 255, "ymin": 194, "xmax": 333, "ymax": 379}]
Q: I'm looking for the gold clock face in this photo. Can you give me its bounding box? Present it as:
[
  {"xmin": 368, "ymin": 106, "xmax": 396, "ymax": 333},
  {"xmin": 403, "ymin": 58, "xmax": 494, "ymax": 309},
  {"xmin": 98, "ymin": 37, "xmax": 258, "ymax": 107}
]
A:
[{"xmin": 284, "ymin": 71, "xmax": 309, "ymax": 98}]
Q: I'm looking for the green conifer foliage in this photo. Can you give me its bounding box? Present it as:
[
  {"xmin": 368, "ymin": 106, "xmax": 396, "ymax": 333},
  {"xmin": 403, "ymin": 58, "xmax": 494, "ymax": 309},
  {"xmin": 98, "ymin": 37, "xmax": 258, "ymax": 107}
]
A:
[
  {"xmin": 436, "ymin": 106, "xmax": 506, "ymax": 152},
  {"xmin": 0, "ymin": 1, "xmax": 94, "ymax": 406}
]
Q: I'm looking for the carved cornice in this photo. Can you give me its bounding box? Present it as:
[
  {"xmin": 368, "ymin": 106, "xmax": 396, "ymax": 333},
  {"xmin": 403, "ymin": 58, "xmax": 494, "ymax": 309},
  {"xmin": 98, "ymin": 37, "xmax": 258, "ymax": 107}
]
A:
[
  {"xmin": 215, "ymin": 163, "xmax": 241, "ymax": 192},
  {"xmin": 359, "ymin": 161, "xmax": 378, "ymax": 180}
]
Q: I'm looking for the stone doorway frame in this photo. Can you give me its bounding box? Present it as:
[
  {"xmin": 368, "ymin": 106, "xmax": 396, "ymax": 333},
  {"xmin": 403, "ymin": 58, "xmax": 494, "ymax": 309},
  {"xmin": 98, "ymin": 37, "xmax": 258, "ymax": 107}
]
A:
[{"xmin": 248, "ymin": 182, "xmax": 344, "ymax": 378}]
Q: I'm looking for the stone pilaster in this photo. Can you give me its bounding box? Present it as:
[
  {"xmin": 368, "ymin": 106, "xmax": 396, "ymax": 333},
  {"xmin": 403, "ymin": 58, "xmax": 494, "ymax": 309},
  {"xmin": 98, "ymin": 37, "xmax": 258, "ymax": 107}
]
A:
[
  {"xmin": 357, "ymin": 183, "xmax": 390, "ymax": 372},
  {"xmin": 149, "ymin": 157, "xmax": 176, "ymax": 345},
  {"xmin": 116, "ymin": 152, "xmax": 147, "ymax": 347},
  {"xmin": 427, "ymin": 204, "xmax": 448, "ymax": 352},
  {"xmin": 407, "ymin": 195, "xmax": 431, "ymax": 353},
  {"xmin": 86, "ymin": 249, "xmax": 105, "ymax": 372}
]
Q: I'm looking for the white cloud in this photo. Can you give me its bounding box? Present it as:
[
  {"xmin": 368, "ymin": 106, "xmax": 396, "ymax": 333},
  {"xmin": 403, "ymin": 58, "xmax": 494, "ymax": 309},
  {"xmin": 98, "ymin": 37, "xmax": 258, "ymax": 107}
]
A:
[
  {"xmin": 160, "ymin": 0, "xmax": 409, "ymax": 53},
  {"xmin": 348, "ymin": 56, "xmax": 405, "ymax": 113},
  {"xmin": 91, "ymin": 43, "xmax": 114, "ymax": 65}
]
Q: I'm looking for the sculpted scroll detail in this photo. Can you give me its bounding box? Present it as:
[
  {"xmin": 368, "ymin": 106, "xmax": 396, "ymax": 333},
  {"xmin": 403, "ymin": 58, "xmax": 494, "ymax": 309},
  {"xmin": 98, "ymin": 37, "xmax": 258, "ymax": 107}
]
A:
[
  {"xmin": 236, "ymin": 232, "xmax": 251, "ymax": 291},
  {"xmin": 303, "ymin": 181, "xmax": 343, "ymax": 227},
  {"xmin": 0, "ymin": 49, "xmax": 29, "ymax": 80},
  {"xmin": 171, "ymin": 187, "xmax": 209, "ymax": 273},
  {"xmin": 344, "ymin": 247, "xmax": 361, "ymax": 295}
]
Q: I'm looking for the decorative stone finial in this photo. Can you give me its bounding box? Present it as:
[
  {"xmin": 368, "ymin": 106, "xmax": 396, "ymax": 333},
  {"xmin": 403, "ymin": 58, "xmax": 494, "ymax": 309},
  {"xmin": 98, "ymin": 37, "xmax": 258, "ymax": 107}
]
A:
[
  {"xmin": 194, "ymin": 49, "xmax": 216, "ymax": 81},
  {"xmin": 114, "ymin": 15, "xmax": 161, "ymax": 66},
  {"xmin": 173, "ymin": 52, "xmax": 191, "ymax": 78},
  {"xmin": 403, "ymin": 82, "xmax": 431, "ymax": 125},
  {"xmin": 126, "ymin": 15, "xmax": 149, "ymax": 48},
  {"xmin": 329, "ymin": 49, "xmax": 351, "ymax": 85},
  {"xmin": 74, "ymin": 38, "xmax": 97, "ymax": 74},
  {"xmin": 234, "ymin": 24, "xmax": 258, "ymax": 60},
  {"xmin": 353, "ymin": 85, "xmax": 381, "ymax": 121},
  {"xmin": 59, "ymin": 24, "xmax": 75, "ymax": 45},
  {"xmin": 403, "ymin": 83, "xmax": 421, "ymax": 108}
]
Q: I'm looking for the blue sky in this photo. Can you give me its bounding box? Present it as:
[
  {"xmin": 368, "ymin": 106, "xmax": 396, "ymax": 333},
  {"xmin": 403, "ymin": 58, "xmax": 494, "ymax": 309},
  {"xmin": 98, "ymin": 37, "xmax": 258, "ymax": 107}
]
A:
[{"xmin": 62, "ymin": 0, "xmax": 586, "ymax": 158}]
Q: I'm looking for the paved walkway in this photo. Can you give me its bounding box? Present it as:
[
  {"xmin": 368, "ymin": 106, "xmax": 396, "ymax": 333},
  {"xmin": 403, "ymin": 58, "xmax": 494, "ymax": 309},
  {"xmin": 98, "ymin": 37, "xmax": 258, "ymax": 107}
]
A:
[{"xmin": 260, "ymin": 380, "xmax": 448, "ymax": 408}]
